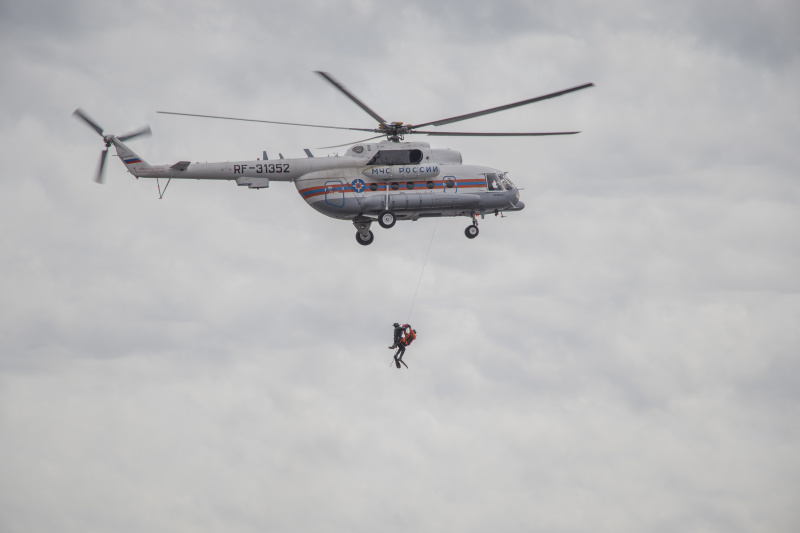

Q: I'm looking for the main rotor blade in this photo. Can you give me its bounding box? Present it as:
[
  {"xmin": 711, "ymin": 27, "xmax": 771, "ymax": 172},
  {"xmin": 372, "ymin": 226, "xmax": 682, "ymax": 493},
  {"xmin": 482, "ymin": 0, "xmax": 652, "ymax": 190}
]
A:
[
  {"xmin": 118, "ymin": 125, "xmax": 152, "ymax": 142},
  {"xmin": 157, "ymin": 111, "xmax": 377, "ymax": 133},
  {"xmin": 314, "ymin": 71, "xmax": 388, "ymax": 126},
  {"xmin": 414, "ymin": 130, "xmax": 582, "ymax": 137},
  {"xmin": 413, "ymin": 83, "xmax": 595, "ymax": 129},
  {"xmin": 73, "ymin": 108, "xmax": 104, "ymax": 136},
  {"xmin": 96, "ymin": 148, "xmax": 109, "ymax": 184},
  {"xmin": 316, "ymin": 134, "xmax": 385, "ymax": 149}
]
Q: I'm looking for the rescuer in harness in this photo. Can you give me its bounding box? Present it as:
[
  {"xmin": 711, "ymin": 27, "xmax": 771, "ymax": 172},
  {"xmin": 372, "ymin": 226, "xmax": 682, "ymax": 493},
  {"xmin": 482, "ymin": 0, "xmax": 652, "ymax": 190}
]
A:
[
  {"xmin": 389, "ymin": 323, "xmax": 404, "ymax": 350},
  {"xmin": 391, "ymin": 324, "xmax": 417, "ymax": 369}
]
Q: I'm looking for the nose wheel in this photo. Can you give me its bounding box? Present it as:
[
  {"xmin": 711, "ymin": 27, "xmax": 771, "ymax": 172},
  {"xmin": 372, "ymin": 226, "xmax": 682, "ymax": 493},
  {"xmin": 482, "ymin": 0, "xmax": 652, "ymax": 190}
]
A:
[{"xmin": 378, "ymin": 210, "xmax": 396, "ymax": 229}]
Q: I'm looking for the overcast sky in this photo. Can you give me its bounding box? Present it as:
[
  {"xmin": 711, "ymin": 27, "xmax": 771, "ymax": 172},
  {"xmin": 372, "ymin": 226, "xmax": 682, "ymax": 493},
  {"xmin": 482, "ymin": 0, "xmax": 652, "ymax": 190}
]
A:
[{"xmin": 1, "ymin": 1, "xmax": 799, "ymax": 532}]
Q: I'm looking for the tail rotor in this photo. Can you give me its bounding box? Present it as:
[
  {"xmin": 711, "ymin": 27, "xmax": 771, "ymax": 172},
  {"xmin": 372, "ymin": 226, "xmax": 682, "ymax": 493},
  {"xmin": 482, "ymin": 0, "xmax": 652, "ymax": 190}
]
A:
[
  {"xmin": 96, "ymin": 146, "xmax": 109, "ymax": 184},
  {"xmin": 72, "ymin": 108, "xmax": 151, "ymax": 184},
  {"xmin": 118, "ymin": 125, "xmax": 152, "ymax": 142},
  {"xmin": 72, "ymin": 108, "xmax": 104, "ymax": 136}
]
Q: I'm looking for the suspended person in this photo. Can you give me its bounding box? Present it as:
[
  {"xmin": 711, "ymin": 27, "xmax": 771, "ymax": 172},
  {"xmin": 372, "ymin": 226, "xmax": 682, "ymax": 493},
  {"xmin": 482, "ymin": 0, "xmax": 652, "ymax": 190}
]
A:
[
  {"xmin": 393, "ymin": 324, "xmax": 417, "ymax": 369},
  {"xmin": 389, "ymin": 322, "xmax": 404, "ymax": 350}
]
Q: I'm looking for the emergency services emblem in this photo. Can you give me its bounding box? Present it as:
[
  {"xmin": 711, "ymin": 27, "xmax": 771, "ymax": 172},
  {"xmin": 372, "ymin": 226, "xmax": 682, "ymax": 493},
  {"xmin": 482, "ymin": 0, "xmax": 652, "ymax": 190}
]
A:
[{"xmin": 351, "ymin": 178, "xmax": 366, "ymax": 193}]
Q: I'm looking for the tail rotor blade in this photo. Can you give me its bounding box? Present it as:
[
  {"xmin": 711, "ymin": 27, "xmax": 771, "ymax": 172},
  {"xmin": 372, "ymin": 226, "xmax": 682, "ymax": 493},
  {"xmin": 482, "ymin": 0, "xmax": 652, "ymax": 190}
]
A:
[
  {"xmin": 118, "ymin": 125, "xmax": 152, "ymax": 142},
  {"xmin": 73, "ymin": 108, "xmax": 105, "ymax": 136},
  {"xmin": 95, "ymin": 148, "xmax": 109, "ymax": 184}
]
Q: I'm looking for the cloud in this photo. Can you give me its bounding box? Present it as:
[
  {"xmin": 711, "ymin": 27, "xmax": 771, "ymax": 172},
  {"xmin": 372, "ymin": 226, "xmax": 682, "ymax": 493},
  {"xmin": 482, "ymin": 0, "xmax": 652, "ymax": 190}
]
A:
[{"xmin": 1, "ymin": 1, "xmax": 798, "ymax": 532}]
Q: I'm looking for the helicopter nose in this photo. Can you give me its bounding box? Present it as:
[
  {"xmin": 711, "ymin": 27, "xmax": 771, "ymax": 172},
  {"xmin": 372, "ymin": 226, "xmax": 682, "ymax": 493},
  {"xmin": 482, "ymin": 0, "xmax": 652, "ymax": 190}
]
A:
[{"xmin": 508, "ymin": 200, "xmax": 525, "ymax": 211}]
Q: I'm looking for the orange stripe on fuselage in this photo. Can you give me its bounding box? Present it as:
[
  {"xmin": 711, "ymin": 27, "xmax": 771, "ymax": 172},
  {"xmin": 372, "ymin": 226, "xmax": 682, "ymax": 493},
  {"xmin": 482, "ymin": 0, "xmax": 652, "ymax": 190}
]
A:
[{"xmin": 298, "ymin": 179, "xmax": 486, "ymax": 200}]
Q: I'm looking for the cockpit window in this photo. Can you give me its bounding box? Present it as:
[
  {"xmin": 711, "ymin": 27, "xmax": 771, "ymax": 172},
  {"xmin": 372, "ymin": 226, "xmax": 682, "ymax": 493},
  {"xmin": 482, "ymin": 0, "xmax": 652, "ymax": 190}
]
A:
[
  {"xmin": 367, "ymin": 149, "xmax": 423, "ymax": 166},
  {"xmin": 486, "ymin": 173, "xmax": 501, "ymax": 191},
  {"xmin": 498, "ymin": 173, "xmax": 513, "ymax": 190}
]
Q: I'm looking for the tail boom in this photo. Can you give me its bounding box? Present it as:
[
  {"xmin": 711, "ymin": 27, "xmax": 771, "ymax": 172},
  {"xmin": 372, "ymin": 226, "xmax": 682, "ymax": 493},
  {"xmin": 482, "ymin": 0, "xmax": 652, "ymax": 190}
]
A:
[{"xmin": 112, "ymin": 138, "xmax": 151, "ymax": 176}]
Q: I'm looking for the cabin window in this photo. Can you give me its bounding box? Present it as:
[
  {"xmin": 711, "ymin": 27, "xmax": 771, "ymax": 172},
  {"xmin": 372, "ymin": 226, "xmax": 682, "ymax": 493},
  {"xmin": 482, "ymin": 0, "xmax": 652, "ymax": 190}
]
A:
[
  {"xmin": 426, "ymin": 181, "xmax": 435, "ymax": 189},
  {"xmin": 444, "ymin": 178, "xmax": 455, "ymax": 189},
  {"xmin": 367, "ymin": 149, "xmax": 424, "ymax": 166},
  {"xmin": 369, "ymin": 183, "xmax": 379, "ymax": 191},
  {"xmin": 406, "ymin": 182, "xmax": 415, "ymax": 190},
  {"xmin": 391, "ymin": 182, "xmax": 399, "ymax": 190}
]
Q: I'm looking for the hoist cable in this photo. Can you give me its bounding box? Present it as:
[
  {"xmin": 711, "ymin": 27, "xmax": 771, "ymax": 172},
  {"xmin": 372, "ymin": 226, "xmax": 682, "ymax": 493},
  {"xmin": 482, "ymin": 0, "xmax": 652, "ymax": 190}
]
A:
[{"xmin": 406, "ymin": 219, "xmax": 439, "ymax": 324}]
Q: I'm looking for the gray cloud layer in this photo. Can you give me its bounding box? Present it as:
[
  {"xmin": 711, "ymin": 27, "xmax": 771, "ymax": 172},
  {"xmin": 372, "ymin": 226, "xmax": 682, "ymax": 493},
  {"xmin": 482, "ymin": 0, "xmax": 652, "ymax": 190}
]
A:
[{"xmin": 1, "ymin": 1, "xmax": 799, "ymax": 532}]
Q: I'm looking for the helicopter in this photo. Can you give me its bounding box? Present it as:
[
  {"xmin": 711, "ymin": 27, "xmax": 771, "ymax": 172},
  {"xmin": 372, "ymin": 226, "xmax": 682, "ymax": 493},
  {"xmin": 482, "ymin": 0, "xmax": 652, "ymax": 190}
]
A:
[{"xmin": 73, "ymin": 72, "xmax": 593, "ymax": 245}]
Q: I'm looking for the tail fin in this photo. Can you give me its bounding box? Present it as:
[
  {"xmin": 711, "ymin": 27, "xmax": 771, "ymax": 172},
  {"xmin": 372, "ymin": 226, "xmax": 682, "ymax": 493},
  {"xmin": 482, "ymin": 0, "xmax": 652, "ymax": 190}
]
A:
[{"xmin": 112, "ymin": 138, "xmax": 151, "ymax": 175}]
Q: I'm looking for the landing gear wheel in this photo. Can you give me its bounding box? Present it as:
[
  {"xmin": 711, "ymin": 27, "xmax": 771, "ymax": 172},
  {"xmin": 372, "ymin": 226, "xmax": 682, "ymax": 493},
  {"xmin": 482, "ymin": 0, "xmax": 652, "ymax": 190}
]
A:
[
  {"xmin": 356, "ymin": 230, "xmax": 374, "ymax": 246},
  {"xmin": 465, "ymin": 225, "xmax": 479, "ymax": 239},
  {"xmin": 378, "ymin": 210, "xmax": 396, "ymax": 229}
]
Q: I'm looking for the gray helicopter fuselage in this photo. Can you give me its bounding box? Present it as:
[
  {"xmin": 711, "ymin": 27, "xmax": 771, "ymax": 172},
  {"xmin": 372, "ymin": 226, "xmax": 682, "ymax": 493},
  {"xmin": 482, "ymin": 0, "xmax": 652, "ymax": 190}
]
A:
[{"xmin": 122, "ymin": 140, "xmax": 525, "ymax": 223}]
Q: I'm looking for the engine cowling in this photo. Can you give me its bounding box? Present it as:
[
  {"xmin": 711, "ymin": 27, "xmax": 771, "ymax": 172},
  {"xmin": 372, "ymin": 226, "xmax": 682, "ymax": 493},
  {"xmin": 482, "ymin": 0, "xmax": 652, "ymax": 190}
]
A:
[{"xmin": 429, "ymin": 148, "xmax": 462, "ymax": 165}]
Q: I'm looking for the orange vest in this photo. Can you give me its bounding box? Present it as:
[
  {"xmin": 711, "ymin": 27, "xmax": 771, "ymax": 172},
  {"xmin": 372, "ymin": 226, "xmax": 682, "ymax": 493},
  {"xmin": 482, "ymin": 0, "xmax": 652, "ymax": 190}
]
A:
[{"xmin": 403, "ymin": 327, "xmax": 417, "ymax": 346}]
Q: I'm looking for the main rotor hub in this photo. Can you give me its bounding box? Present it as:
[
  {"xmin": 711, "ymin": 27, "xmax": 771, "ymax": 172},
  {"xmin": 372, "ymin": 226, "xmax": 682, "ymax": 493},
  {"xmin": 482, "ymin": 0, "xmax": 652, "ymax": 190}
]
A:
[{"xmin": 379, "ymin": 122, "xmax": 412, "ymax": 142}]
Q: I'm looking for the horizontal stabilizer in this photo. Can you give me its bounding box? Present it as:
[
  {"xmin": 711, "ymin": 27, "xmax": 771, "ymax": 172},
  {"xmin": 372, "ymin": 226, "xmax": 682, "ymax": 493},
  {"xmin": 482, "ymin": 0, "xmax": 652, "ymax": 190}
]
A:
[{"xmin": 170, "ymin": 161, "xmax": 191, "ymax": 170}]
